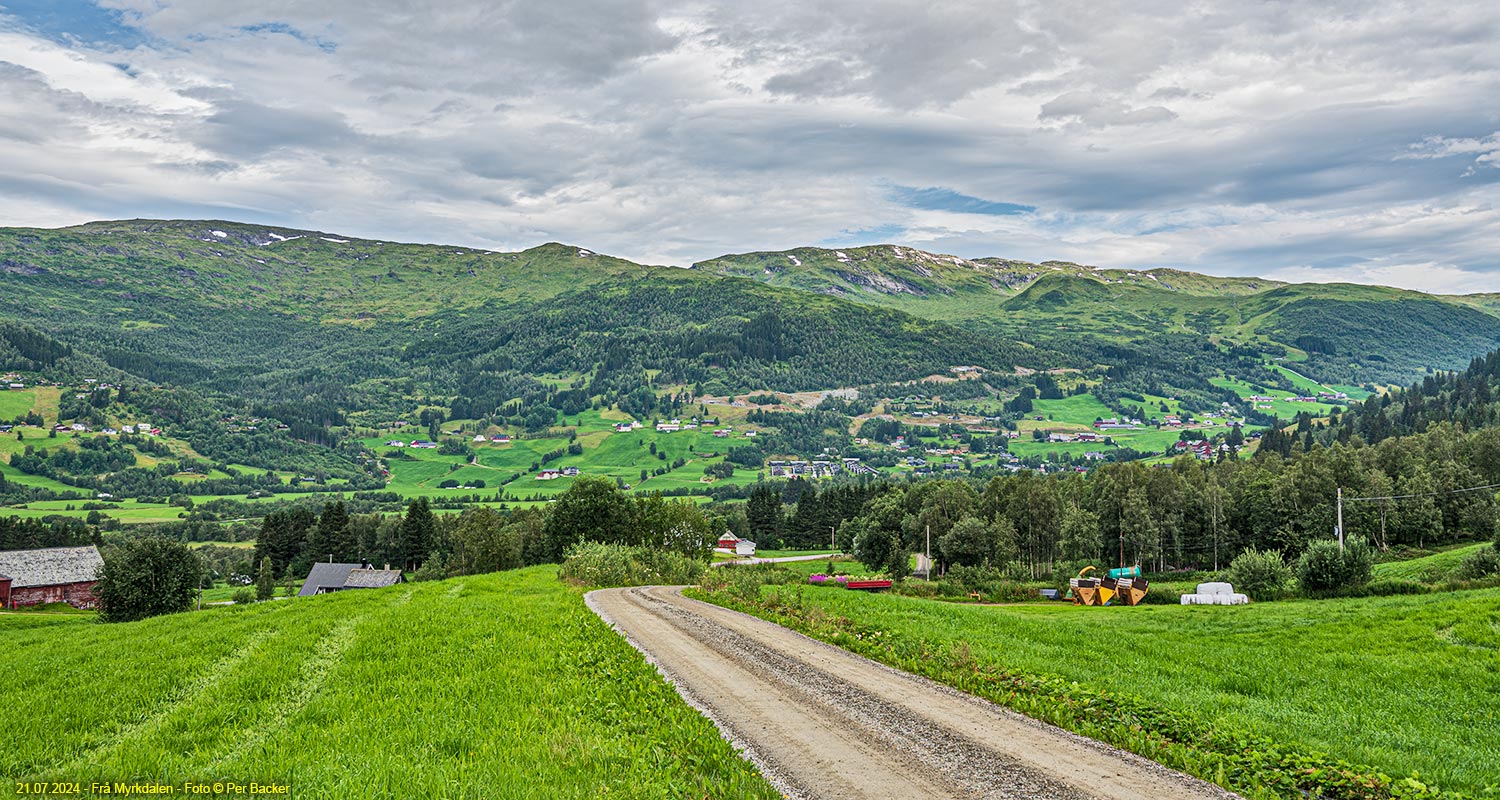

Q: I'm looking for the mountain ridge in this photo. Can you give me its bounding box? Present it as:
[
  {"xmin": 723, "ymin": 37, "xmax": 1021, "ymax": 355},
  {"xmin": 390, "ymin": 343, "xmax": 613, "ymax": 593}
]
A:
[{"xmin": 4, "ymin": 218, "xmax": 1500, "ymax": 387}]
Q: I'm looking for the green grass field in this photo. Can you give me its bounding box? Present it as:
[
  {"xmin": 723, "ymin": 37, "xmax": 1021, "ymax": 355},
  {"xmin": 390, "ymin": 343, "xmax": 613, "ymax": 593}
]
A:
[
  {"xmin": 0, "ymin": 388, "xmax": 36, "ymax": 418},
  {"xmin": 2, "ymin": 567, "xmax": 777, "ymax": 798},
  {"xmin": 1374, "ymin": 542, "xmax": 1492, "ymax": 583},
  {"xmin": 701, "ymin": 582, "xmax": 1500, "ymax": 797},
  {"xmin": 369, "ymin": 411, "xmax": 752, "ymax": 500}
]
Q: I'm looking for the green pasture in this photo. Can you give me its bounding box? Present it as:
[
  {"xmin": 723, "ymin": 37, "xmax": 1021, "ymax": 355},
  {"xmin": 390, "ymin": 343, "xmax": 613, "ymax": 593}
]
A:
[
  {"xmin": 1, "ymin": 566, "xmax": 777, "ymax": 798},
  {"xmin": 712, "ymin": 584, "xmax": 1500, "ymax": 797},
  {"xmin": 1374, "ymin": 542, "xmax": 1492, "ymax": 583},
  {"xmin": 0, "ymin": 388, "xmax": 36, "ymax": 418}
]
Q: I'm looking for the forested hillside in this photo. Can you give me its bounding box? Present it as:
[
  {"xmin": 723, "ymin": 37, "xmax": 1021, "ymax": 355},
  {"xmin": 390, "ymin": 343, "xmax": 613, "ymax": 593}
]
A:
[{"xmin": 4, "ymin": 218, "xmax": 1500, "ymax": 524}]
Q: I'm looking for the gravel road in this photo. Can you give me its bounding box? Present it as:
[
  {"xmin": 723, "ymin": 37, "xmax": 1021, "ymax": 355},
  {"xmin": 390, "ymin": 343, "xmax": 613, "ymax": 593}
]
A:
[{"xmin": 586, "ymin": 586, "xmax": 1240, "ymax": 800}]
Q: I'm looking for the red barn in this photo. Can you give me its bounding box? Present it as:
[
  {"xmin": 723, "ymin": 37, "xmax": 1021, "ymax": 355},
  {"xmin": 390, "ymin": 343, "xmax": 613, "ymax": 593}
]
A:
[
  {"xmin": 0, "ymin": 546, "xmax": 104, "ymax": 610},
  {"xmin": 717, "ymin": 533, "xmax": 740, "ymax": 550}
]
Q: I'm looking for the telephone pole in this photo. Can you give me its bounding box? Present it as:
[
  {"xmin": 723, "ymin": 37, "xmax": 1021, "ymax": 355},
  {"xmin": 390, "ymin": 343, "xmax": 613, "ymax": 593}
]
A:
[{"xmin": 1336, "ymin": 487, "xmax": 1344, "ymax": 552}]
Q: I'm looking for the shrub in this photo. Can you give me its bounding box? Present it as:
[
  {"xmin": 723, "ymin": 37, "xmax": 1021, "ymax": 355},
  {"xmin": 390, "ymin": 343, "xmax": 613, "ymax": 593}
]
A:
[
  {"xmin": 1137, "ymin": 587, "xmax": 1182, "ymax": 605},
  {"xmin": 1456, "ymin": 545, "xmax": 1500, "ymax": 581},
  {"xmin": 1296, "ymin": 537, "xmax": 1374, "ymax": 595},
  {"xmin": 232, "ymin": 587, "xmax": 256, "ymax": 604},
  {"xmin": 1358, "ymin": 579, "xmax": 1428, "ymax": 597},
  {"xmin": 1222, "ymin": 547, "xmax": 1293, "ymax": 600},
  {"xmin": 95, "ymin": 536, "xmax": 204, "ymax": 623},
  {"xmin": 558, "ymin": 541, "xmax": 704, "ymax": 588}
]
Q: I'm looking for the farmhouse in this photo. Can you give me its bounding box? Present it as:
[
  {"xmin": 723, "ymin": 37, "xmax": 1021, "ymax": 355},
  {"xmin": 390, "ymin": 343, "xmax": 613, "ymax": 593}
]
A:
[
  {"xmin": 0, "ymin": 546, "xmax": 104, "ymax": 610},
  {"xmin": 298, "ymin": 562, "xmax": 406, "ymax": 596},
  {"xmin": 537, "ymin": 469, "xmax": 561, "ymax": 480}
]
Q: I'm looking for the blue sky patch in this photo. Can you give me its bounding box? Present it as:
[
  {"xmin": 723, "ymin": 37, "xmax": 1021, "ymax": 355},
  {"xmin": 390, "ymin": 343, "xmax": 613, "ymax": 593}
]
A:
[
  {"xmin": 237, "ymin": 22, "xmax": 337, "ymax": 53},
  {"xmin": 0, "ymin": 0, "xmax": 144, "ymax": 47},
  {"xmin": 892, "ymin": 185, "xmax": 1035, "ymax": 216}
]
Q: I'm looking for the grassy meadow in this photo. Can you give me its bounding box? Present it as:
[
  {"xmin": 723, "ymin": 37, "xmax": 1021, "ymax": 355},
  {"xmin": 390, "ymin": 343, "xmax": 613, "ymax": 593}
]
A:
[
  {"xmin": 1, "ymin": 567, "xmax": 778, "ymax": 799},
  {"xmin": 698, "ymin": 581, "xmax": 1500, "ymax": 798},
  {"xmin": 1374, "ymin": 542, "xmax": 1493, "ymax": 583}
]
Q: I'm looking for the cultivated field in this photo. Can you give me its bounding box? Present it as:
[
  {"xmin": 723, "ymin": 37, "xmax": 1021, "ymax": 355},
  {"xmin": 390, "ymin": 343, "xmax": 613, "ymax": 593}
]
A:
[{"xmin": 1, "ymin": 567, "xmax": 778, "ymax": 799}]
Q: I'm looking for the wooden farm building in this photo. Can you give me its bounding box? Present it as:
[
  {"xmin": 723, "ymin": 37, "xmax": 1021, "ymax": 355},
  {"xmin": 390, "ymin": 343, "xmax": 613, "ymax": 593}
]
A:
[
  {"xmin": 299, "ymin": 562, "xmax": 406, "ymax": 596},
  {"xmin": 0, "ymin": 545, "xmax": 104, "ymax": 610}
]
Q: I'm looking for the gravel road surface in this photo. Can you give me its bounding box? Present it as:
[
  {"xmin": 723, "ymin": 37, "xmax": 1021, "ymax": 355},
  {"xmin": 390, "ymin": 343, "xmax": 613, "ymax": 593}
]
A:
[{"xmin": 587, "ymin": 585, "xmax": 1240, "ymax": 800}]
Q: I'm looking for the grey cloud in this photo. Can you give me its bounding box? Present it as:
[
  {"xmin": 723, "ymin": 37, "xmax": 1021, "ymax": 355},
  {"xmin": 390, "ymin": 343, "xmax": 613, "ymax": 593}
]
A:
[
  {"xmin": 764, "ymin": 59, "xmax": 859, "ymax": 98},
  {"xmin": 194, "ymin": 97, "xmax": 357, "ymax": 159},
  {"xmin": 1038, "ymin": 92, "xmax": 1177, "ymax": 127}
]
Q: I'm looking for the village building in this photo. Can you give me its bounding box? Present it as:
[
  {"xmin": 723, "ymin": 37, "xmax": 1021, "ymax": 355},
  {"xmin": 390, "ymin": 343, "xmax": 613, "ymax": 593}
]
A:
[
  {"xmin": 537, "ymin": 469, "xmax": 561, "ymax": 480},
  {"xmin": 298, "ymin": 563, "xmax": 406, "ymax": 596},
  {"xmin": 0, "ymin": 546, "xmax": 104, "ymax": 610}
]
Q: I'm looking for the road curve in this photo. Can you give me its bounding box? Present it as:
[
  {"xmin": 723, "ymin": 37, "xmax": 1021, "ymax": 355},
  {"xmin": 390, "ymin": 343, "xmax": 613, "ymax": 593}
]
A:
[{"xmin": 586, "ymin": 586, "xmax": 1239, "ymax": 800}]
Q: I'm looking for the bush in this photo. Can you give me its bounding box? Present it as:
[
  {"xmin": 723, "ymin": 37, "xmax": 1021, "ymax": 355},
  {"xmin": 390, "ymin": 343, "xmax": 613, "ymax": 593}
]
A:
[
  {"xmin": 1137, "ymin": 587, "xmax": 1182, "ymax": 605},
  {"xmin": 95, "ymin": 536, "xmax": 204, "ymax": 623},
  {"xmin": 558, "ymin": 542, "xmax": 705, "ymax": 588},
  {"xmin": 1222, "ymin": 547, "xmax": 1293, "ymax": 600},
  {"xmin": 1456, "ymin": 545, "xmax": 1500, "ymax": 580},
  {"xmin": 232, "ymin": 587, "xmax": 256, "ymax": 604},
  {"xmin": 1296, "ymin": 537, "xmax": 1374, "ymax": 595},
  {"xmin": 1358, "ymin": 579, "xmax": 1428, "ymax": 597}
]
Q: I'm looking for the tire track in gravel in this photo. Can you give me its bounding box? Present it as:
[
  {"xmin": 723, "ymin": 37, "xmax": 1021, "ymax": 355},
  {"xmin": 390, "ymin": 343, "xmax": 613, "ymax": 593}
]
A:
[{"xmin": 587, "ymin": 585, "xmax": 1240, "ymax": 800}]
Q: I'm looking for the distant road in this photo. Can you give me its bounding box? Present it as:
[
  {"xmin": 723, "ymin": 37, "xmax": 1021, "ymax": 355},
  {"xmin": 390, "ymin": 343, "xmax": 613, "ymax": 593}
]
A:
[
  {"xmin": 587, "ymin": 586, "xmax": 1238, "ymax": 800},
  {"xmin": 710, "ymin": 551, "xmax": 842, "ymax": 567}
]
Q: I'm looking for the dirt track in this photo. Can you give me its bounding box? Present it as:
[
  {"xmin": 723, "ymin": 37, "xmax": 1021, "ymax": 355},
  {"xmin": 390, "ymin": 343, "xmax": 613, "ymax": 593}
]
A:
[{"xmin": 586, "ymin": 586, "xmax": 1239, "ymax": 800}]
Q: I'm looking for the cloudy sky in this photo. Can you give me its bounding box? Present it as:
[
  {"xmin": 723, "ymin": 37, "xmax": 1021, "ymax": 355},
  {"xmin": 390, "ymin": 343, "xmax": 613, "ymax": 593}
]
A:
[{"xmin": 1, "ymin": 1, "xmax": 1498, "ymax": 291}]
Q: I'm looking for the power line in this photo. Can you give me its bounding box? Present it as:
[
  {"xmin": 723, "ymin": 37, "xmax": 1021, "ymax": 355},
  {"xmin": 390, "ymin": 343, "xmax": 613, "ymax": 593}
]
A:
[{"xmin": 1343, "ymin": 481, "xmax": 1500, "ymax": 503}]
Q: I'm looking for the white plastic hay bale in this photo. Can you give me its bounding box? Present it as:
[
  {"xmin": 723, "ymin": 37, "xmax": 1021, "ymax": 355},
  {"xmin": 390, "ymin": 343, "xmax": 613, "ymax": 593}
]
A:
[
  {"xmin": 1180, "ymin": 594, "xmax": 1194, "ymax": 605},
  {"xmin": 1196, "ymin": 581, "xmax": 1234, "ymax": 595}
]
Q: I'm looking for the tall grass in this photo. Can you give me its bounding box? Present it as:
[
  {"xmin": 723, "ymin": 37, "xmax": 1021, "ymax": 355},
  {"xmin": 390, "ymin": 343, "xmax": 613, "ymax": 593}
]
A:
[{"xmin": 1, "ymin": 567, "xmax": 777, "ymax": 799}]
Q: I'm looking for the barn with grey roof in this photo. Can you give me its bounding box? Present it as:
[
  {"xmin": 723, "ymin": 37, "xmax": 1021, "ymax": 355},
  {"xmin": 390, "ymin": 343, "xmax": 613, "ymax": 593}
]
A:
[
  {"xmin": 0, "ymin": 545, "xmax": 104, "ymax": 610},
  {"xmin": 299, "ymin": 562, "xmax": 405, "ymax": 596}
]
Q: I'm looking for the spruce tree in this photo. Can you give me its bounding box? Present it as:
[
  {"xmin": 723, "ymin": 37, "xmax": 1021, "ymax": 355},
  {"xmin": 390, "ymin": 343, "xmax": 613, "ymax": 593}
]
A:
[
  {"xmin": 399, "ymin": 497, "xmax": 435, "ymax": 570},
  {"xmin": 308, "ymin": 500, "xmax": 356, "ymax": 563}
]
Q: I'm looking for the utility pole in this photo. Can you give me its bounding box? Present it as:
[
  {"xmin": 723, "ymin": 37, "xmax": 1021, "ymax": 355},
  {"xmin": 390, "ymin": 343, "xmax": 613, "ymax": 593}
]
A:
[
  {"xmin": 1337, "ymin": 487, "xmax": 1344, "ymax": 552},
  {"xmin": 926, "ymin": 524, "xmax": 932, "ymax": 581}
]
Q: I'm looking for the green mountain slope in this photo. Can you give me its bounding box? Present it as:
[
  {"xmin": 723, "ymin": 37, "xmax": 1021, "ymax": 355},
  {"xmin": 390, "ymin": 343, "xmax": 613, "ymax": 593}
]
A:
[
  {"xmin": 4, "ymin": 218, "xmax": 1498, "ymax": 405},
  {"xmin": 700, "ymin": 244, "xmax": 1500, "ymax": 384},
  {"xmin": 0, "ymin": 219, "xmax": 660, "ymax": 323}
]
